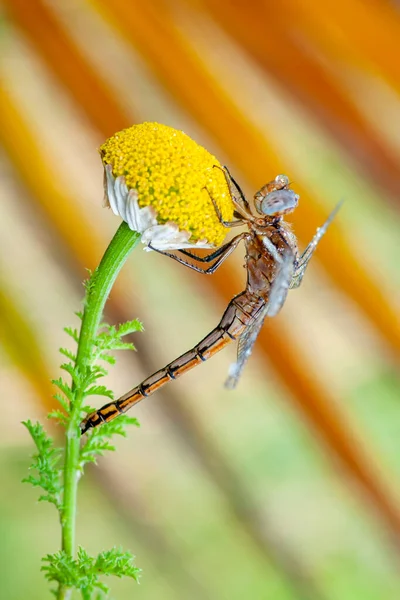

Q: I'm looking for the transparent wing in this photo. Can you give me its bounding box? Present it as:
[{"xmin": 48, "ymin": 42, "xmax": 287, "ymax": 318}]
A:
[
  {"xmin": 225, "ymin": 309, "xmax": 268, "ymax": 390},
  {"xmin": 267, "ymin": 250, "xmax": 294, "ymax": 316},
  {"xmin": 290, "ymin": 200, "xmax": 343, "ymax": 289},
  {"xmin": 225, "ymin": 251, "xmax": 294, "ymax": 390}
]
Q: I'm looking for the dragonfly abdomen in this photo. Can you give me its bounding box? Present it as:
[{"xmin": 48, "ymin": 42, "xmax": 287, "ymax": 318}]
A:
[
  {"xmin": 80, "ymin": 329, "xmax": 232, "ymax": 433},
  {"xmin": 80, "ymin": 293, "xmax": 264, "ymax": 433}
]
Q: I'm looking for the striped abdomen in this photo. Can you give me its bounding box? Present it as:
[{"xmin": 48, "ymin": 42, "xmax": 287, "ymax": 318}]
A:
[{"xmin": 80, "ymin": 292, "xmax": 265, "ymax": 434}]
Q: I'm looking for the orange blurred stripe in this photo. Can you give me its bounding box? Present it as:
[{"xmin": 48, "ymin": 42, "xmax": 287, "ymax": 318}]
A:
[
  {"xmin": 91, "ymin": 0, "xmax": 400, "ymax": 357},
  {"xmin": 2, "ymin": 86, "xmax": 400, "ymax": 547},
  {"xmin": 0, "ymin": 285, "xmax": 55, "ymax": 414},
  {"xmin": 0, "ymin": 89, "xmax": 105, "ymax": 275},
  {"xmin": 3, "ymin": 0, "xmax": 129, "ymax": 136},
  {"xmin": 195, "ymin": 0, "xmax": 400, "ymax": 202},
  {"xmin": 279, "ymin": 0, "xmax": 400, "ymax": 97}
]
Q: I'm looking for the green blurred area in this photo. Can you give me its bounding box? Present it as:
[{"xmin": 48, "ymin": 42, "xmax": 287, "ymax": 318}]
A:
[{"xmin": 1, "ymin": 369, "xmax": 400, "ymax": 599}]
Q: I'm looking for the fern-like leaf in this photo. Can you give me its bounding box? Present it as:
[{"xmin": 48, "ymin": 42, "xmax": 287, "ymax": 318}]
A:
[
  {"xmin": 94, "ymin": 547, "xmax": 140, "ymax": 581},
  {"xmin": 22, "ymin": 420, "xmax": 62, "ymax": 509},
  {"xmin": 94, "ymin": 319, "xmax": 142, "ymax": 354},
  {"xmin": 64, "ymin": 326, "xmax": 79, "ymax": 343},
  {"xmin": 60, "ymin": 362, "xmax": 81, "ymax": 387},
  {"xmin": 107, "ymin": 340, "xmax": 135, "ymax": 351},
  {"xmin": 52, "ymin": 392, "xmax": 70, "ymax": 414},
  {"xmin": 48, "ymin": 409, "xmax": 69, "ymax": 427},
  {"xmin": 41, "ymin": 546, "xmax": 139, "ymax": 598},
  {"xmin": 84, "ymin": 385, "xmax": 114, "ymax": 399},
  {"xmin": 117, "ymin": 319, "xmax": 143, "ymax": 336},
  {"xmin": 79, "ymin": 415, "xmax": 139, "ymax": 470},
  {"xmin": 98, "ymin": 353, "xmax": 116, "ymax": 365},
  {"xmin": 59, "ymin": 347, "xmax": 77, "ymax": 362},
  {"xmin": 52, "ymin": 378, "xmax": 74, "ymax": 403}
]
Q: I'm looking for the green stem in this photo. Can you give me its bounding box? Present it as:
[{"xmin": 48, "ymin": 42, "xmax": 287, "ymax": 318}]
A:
[{"xmin": 58, "ymin": 222, "xmax": 140, "ymax": 600}]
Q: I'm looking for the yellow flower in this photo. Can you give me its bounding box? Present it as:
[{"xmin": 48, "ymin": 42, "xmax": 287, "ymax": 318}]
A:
[{"xmin": 100, "ymin": 122, "xmax": 234, "ymax": 249}]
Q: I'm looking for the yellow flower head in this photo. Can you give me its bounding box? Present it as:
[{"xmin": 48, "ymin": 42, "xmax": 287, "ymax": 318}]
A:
[{"xmin": 100, "ymin": 122, "xmax": 234, "ymax": 248}]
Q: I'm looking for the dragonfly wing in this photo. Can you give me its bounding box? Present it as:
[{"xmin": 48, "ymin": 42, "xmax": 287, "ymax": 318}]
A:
[
  {"xmin": 224, "ymin": 250, "xmax": 295, "ymax": 390},
  {"xmin": 225, "ymin": 310, "xmax": 267, "ymax": 390},
  {"xmin": 290, "ymin": 200, "xmax": 343, "ymax": 289},
  {"xmin": 267, "ymin": 250, "xmax": 295, "ymax": 317}
]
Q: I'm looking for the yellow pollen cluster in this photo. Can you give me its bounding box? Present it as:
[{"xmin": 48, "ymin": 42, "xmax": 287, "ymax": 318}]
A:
[{"xmin": 100, "ymin": 122, "xmax": 234, "ymax": 246}]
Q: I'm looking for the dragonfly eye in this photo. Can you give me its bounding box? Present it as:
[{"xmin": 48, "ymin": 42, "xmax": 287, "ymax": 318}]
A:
[
  {"xmin": 274, "ymin": 174, "xmax": 290, "ymax": 187},
  {"xmin": 261, "ymin": 189, "xmax": 299, "ymax": 216}
]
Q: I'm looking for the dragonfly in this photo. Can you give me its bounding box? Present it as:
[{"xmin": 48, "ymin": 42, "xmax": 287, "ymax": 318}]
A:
[{"xmin": 81, "ymin": 168, "xmax": 341, "ymax": 434}]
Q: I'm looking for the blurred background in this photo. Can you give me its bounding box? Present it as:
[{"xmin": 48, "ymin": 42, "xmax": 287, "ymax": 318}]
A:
[{"xmin": 1, "ymin": 0, "xmax": 400, "ymax": 598}]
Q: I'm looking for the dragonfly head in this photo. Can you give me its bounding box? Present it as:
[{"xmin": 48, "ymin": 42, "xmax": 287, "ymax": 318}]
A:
[{"xmin": 254, "ymin": 174, "xmax": 299, "ymax": 217}]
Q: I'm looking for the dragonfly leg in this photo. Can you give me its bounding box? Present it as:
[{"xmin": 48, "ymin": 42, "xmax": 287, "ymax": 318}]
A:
[
  {"xmin": 205, "ymin": 187, "xmax": 245, "ymax": 228},
  {"xmin": 214, "ymin": 164, "xmax": 252, "ymax": 214},
  {"xmin": 176, "ymin": 242, "xmax": 239, "ymax": 263},
  {"xmin": 209, "ymin": 165, "xmax": 254, "ymax": 224},
  {"xmin": 149, "ymin": 232, "xmax": 248, "ymax": 274},
  {"xmin": 290, "ymin": 201, "xmax": 343, "ymax": 289}
]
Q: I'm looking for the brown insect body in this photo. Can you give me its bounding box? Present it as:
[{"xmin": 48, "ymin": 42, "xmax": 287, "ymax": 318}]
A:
[{"xmin": 81, "ymin": 170, "xmax": 339, "ymax": 433}]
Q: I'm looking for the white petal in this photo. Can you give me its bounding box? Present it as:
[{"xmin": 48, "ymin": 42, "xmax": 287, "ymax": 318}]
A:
[
  {"xmin": 138, "ymin": 203, "xmax": 158, "ymax": 231},
  {"xmin": 114, "ymin": 176, "xmax": 129, "ymax": 221},
  {"xmin": 104, "ymin": 164, "xmax": 120, "ymax": 216},
  {"xmin": 142, "ymin": 224, "xmax": 214, "ymax": 251},
  {"xmin": 125, "ymin": 191, "xmax": 158, "ymax": 233},
  {"xmin": 141, "ymin": 224, "xmax": 183, "ymax": 247},
  {"xmin": 103, "ymin": 163, "xmax": 216, "ymax": 251},
  {"xmin": 124, "ymin": 189, "xmax": 141, "ymax": 231},
  {"xmin": 125, "ymin": 189, "xmax": 142, "ymax": 231}
]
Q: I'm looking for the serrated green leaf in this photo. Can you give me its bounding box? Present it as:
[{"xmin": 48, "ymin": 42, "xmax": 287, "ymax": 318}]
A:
[
  {"xmin": 83, "ymin": 270, "xmax": 96, "ymax": 298},
  {"xmin": 79, "ymin": 371, "xmax": 98, "ymax": 389},
  {"xmin": 48, "ymin": 409, "xmax": 69, "ymax": 426},
  {"xmin": 41, "ymin": 545, "xmax": 139, "ymax": 597},
  {"xmin": 52, "ymin": 378, "xmax": 74, "ymax": 403},
  {"xmin": 106, "ymin": 324, "xmax": 117, "ymax": 336},
  {"xmin": 60, "ymin": 362, "xmax": 82, "ymax": 387},
  {"xmin": 52, "ymin": 393, "xmax": 70, "ymax": 413},
  {"xmin": 22, "ymin": 421, "xmax": 62, "ymax": 509},
  {"xmin": 80, "ymin": 368, "xmax": 109, "ymax": 391},
  {"xmin": 59, "ymin": 347, "xmax": 77, "ymax": 362},
  {"xmin": 98, "ymin": 353, "xmax": 116, "ymax": 365},
  {"xmin": 117, "ymin": 319, "xmax": 143, "ymax": 336},
  {"xmin": 90, "ymin": 365, "xmax": 108, "ymax": 378},
  {"xmin": 79, "ymin": 415, "xmax": 139, "ymax": 469},
  {"xmin": 64, "ymin": 326, "xmax": 79, "ymax": 343},
  {"xmin": 84, "ymin": 385, "xmax": 114, "ymax": 399},
  {"xmin": 93, "ymin": 319, "xmax": 142, "ymax": 358},
  {"xmin": 79, "ymin": 440, "xmax": 116, "ymax": 466},
  {"xmin": 93, "ymin": 334, "xmax": 112, "ymax": 350},
  {"xmin": 95, "ymin": 547, "xmax": 140, "ymax": 581},
  {"xmin": 108, "ymin": 340, "xmax": 135, "ymax": 351}
]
